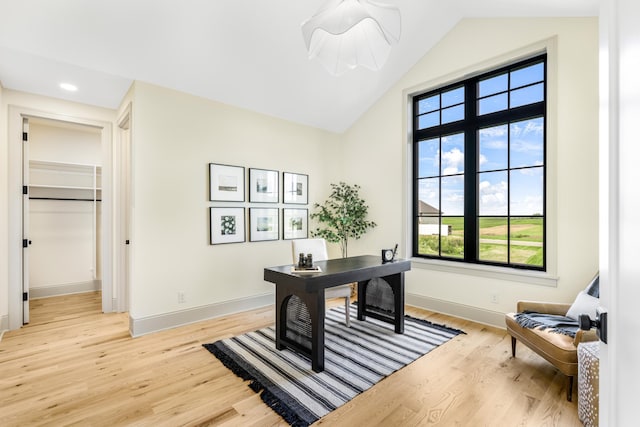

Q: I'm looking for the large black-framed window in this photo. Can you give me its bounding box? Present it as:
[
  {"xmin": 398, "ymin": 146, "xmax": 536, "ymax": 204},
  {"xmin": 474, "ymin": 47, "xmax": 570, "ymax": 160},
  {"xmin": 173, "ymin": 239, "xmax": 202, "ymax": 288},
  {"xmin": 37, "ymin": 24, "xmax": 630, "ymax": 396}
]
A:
[{"xmin": 412, "ymin": 54, "xmax": 546, "ymax": 271}]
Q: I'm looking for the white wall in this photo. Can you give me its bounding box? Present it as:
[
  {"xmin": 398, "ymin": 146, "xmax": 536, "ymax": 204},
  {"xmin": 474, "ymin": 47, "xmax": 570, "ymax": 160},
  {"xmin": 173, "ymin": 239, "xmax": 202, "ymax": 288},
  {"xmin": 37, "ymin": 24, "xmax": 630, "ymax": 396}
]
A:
[
  {"xmin": 342, "ymin": 18, "xmax": 599, "ymax": 326},
  {"xmin": 126, "ymin": 82, "xmax": 342, "ymax": 323},
  {"xmin": 30, "ymin": 122, "xmax": 102, "ymax": 164}
]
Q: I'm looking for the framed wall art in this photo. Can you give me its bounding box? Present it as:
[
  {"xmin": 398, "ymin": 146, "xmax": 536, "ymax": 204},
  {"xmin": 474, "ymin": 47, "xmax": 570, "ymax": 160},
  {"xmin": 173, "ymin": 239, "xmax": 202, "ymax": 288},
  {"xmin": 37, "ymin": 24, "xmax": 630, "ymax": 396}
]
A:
[
  {"xmin": 209, "ymin": 163, "xmax": 245, "ymax": 201},
  {"xmin": 210, "ymin": 207, "xmax": 245, "ymax": 244},
  {"xmin": 249, "ymin": 208, "xmax": 279, "ymax": 242},
  {"xmin": 282, "ymin": 208, "xmax": 308, "ymax": 240},
  {"xmin": 283, "ymin": 172, "xmax": 308, "ymax": 204},
  {"xmin": 249, "ymin": 168, "xmax": 279, "ymax": 203}
]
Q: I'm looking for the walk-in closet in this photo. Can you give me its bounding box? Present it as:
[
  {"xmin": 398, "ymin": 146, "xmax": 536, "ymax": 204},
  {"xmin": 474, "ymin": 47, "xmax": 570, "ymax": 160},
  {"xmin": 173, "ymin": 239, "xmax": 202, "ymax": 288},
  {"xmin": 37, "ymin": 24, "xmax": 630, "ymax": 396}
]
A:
[{"xmin": 27, "ymin": 118, "xmax": 102, "ymax": 301}]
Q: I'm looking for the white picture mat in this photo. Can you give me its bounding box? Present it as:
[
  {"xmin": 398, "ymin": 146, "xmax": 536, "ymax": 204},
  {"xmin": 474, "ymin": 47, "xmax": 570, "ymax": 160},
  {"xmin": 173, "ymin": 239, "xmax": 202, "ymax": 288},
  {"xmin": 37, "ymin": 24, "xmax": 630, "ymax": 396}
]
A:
[
  {"xmin": 210, "ymin": 163, "xmax": 245, "ymax": 201},
  {"xmin": 210, "ymin": 207, "xmax": 245, "ymax": 244},
  {"xmin": 249, "ymin": 168, "xmax": 279, "ymax": 203},
  {"xmin": 283, "ymin": 172, "xmax": 308, "ymax": 204},
  {"xmin": 283, "ymin": 208, "xmax": 308, "ymax": 240},
  {"xmin": 249, "ymin": 208, "xmax": 279, "ymax": 241}
]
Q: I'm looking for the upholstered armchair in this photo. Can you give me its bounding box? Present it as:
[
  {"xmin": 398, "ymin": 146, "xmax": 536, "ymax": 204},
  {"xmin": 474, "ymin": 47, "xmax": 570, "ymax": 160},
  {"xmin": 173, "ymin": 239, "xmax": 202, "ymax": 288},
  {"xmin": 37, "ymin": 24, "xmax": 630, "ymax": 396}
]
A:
[{"xmin": 505, "ymin": 276, "xmax": 600, "ymax": 401}]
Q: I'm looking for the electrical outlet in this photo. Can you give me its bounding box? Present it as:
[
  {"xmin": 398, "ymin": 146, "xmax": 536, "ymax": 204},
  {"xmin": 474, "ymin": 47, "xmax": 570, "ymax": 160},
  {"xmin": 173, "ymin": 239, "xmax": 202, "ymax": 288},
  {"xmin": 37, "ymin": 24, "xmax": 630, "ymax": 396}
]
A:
[
  {"xmin": 178, "ymin": 291, "xmax": 186, "ymax": 304},
  {"xmin": 490, "ymin": 293, "xmax": 499, "ymax": 304}
]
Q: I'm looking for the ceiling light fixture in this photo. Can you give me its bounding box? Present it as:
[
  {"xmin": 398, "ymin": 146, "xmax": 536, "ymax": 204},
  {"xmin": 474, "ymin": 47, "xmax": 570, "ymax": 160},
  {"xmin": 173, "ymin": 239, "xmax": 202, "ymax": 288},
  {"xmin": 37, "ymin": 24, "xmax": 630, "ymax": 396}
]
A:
[
  {"xmin": 301, "ymin": 0, "xmax": 401, "ymax": 76},
  {"xmin": 59, "ymin": 82, "xmax": 78, "ymax": 92}
]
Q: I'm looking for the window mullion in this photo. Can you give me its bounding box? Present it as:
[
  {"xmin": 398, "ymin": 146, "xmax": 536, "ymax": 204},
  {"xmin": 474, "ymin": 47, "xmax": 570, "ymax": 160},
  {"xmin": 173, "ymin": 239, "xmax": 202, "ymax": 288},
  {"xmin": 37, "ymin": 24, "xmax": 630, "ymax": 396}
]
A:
[{"xmin": 463, "ymin": 80, "xmax": 477, "ymax": 263}]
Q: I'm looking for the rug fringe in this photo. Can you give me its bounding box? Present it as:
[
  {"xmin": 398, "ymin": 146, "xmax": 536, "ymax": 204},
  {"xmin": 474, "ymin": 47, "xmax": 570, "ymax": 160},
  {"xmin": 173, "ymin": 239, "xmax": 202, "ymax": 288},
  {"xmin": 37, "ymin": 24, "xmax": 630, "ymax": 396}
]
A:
[
  {"xmin": 405, "ymin": 313, "xmax": 467, "ymax": 336},
  {"xmin": 203, "ymin": 342, "xmax": 311, "ymax": 427}
]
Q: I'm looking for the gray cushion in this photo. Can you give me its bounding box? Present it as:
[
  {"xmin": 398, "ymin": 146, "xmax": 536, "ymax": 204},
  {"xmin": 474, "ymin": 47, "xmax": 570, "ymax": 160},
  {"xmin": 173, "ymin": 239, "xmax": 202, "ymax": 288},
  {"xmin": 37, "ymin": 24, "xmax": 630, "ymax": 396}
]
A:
[{"xmin": 566, "ymin": 291, "xmax": 599, "ymax": 321}]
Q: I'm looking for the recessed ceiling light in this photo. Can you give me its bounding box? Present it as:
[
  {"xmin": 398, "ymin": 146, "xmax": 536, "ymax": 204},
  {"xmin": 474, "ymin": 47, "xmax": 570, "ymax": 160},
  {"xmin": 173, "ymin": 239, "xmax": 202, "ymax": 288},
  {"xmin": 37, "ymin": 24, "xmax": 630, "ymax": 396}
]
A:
[{"xmin": 59, "ymin": 82, "xmax": 78, "ymax": 92}]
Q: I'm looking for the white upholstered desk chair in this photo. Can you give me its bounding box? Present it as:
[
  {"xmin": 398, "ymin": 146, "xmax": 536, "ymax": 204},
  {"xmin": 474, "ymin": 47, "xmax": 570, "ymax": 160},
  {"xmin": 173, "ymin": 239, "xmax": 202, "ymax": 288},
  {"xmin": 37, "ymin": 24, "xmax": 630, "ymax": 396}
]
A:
[{"xmin": 291, "ymin": 238, "xmax": 351, "ymax": 327}]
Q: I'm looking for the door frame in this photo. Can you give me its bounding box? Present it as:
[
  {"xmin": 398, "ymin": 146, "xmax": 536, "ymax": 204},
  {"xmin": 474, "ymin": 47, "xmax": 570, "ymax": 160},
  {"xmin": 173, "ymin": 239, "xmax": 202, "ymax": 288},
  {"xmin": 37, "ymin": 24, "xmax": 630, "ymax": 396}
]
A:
[
  {"xmin": 115, "ymin": 104, "xmax": 132, "ymax": 313},
  {"xmin": 7, "ymin": 106, "xmax": 114, "ymax": 329}
]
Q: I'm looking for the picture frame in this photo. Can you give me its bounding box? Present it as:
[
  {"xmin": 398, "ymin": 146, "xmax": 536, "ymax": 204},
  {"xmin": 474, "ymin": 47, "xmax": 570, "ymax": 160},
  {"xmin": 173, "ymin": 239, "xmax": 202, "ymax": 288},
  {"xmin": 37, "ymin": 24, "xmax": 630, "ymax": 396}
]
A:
[
  {"xmin": 249, "ymin": 168, "xmax": 279, "ymax": 203},
  {"xmin": 249, "ymin": 208, "xmax": 279, "ymax": 242},
  {"xmin": 283, "ymin": 172, "xmax": 308, "ymax": 204},
  {"xmin": 282, "ymin": 208, "xmax": 308, "ymax": 240},
  {"xmin": 210, "ymin": 207, "xmax": 245, "ymax": 244},
  {"xmin": 209, "ymin": 163, "xmax": 245, "ymax": 202}
]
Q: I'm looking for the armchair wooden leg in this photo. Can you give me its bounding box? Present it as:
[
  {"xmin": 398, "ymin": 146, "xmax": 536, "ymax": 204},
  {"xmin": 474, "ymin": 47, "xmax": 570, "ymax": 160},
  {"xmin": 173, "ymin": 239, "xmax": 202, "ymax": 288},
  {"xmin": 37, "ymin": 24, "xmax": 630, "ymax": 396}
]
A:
[
  {"xmin": 511, "ymin": 336, "xmax": 517, "ymax": 357},
  {"xmin": 566, "ymin": 376, "xmax": 574, "ymax": 401}
]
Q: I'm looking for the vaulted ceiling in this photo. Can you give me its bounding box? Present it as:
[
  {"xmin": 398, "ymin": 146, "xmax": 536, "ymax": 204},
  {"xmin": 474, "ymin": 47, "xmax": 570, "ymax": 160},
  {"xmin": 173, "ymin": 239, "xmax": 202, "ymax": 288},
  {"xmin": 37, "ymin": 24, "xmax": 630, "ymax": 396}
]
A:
[{"xmin": 0, "ymin": 0, "xmax": 598, "ymax": 133}]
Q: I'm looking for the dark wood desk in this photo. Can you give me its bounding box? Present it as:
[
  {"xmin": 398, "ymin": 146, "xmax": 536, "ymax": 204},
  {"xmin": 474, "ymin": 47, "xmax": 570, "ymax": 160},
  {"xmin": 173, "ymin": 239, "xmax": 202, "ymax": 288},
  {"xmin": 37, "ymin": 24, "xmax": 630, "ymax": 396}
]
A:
[{"xmin": 264, "ymin": 255, "xmax": 411, "ymax": 372}]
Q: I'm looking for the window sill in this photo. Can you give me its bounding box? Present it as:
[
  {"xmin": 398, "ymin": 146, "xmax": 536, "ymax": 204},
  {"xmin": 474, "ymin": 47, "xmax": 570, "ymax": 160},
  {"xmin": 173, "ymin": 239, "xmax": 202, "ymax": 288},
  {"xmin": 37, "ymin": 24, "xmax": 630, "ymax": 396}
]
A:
[{"xmin": 410, "ymin": 257, "xmax": 558, "ymax": 287}]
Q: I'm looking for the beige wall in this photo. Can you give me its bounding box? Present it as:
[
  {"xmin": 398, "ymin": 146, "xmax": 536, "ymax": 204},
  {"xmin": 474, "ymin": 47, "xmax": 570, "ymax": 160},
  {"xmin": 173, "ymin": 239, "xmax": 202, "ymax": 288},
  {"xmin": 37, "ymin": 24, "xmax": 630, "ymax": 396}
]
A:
[
  {"xmin": 126, "ymin": 82, "xmax": 342, "ymax": 320},
  {"xmin": 342, "ymin": 18, "xmax": 599, "ymax": 324}
]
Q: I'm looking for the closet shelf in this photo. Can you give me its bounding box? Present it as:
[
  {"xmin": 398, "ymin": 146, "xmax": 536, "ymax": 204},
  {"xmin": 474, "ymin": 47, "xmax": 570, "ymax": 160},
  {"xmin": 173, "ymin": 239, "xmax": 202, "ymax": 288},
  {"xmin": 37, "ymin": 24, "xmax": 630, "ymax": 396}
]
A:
[
  {"xmin": 29, "ymin": 159, "xmax": 102, "ymax": 170},
  {"xmin": 29, "ymin": 184, "xmax": 102, "ymax": 191},
  {"xmin": 29, "ymin": 159, "xmax": 102, "ymax": 192}
]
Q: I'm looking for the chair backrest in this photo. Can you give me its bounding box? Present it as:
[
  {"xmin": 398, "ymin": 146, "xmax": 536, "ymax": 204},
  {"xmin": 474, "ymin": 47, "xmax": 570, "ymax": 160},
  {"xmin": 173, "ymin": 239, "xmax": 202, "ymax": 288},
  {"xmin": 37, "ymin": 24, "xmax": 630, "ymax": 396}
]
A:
[{"xmin": 291, "ymin": 238, "xmax": 329, "ymax": 263}]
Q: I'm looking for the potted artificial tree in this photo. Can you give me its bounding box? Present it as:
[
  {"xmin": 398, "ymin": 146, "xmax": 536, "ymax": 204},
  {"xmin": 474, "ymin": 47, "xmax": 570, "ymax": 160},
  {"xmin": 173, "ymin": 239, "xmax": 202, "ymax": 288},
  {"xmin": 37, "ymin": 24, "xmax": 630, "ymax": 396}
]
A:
[{"xmin": 310, "ymin": 182, "xmax": 377, "ymax": 258}]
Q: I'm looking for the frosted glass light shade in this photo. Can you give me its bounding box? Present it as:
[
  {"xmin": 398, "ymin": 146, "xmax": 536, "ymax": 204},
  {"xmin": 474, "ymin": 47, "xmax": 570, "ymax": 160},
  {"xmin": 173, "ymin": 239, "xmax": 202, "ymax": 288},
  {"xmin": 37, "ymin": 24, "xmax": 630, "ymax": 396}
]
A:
[{"xmin": 301, "ymin": 0, "xmax": 401, "ymax": 76}]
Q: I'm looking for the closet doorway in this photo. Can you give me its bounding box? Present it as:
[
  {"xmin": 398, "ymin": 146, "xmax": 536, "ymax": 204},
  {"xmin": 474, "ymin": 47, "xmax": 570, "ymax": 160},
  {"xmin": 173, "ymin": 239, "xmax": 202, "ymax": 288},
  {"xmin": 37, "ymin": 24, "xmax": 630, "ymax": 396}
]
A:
[
  {"xmin": 24, "ymin": 117, "xmax": 103, "ymax": 323},
  {"xmin": 8, "ymin": 106, "xmax": 115, "ymax": 330}
]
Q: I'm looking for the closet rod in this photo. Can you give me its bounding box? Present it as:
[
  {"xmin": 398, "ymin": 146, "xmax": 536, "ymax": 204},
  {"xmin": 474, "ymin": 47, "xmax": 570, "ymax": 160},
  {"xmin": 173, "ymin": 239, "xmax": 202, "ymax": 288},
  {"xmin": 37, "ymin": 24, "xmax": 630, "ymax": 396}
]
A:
[{"xmin": 29, "ymin": 197, "xmax": 102, "ymax": 202}]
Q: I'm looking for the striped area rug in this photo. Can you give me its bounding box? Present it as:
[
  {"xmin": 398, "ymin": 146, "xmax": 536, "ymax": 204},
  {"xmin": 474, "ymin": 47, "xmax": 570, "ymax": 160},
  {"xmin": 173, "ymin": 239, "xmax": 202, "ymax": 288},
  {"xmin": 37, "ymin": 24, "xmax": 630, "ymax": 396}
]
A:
[{"xmin": 203, "ymin": 304, "xmax": 464, "ymax": 427}]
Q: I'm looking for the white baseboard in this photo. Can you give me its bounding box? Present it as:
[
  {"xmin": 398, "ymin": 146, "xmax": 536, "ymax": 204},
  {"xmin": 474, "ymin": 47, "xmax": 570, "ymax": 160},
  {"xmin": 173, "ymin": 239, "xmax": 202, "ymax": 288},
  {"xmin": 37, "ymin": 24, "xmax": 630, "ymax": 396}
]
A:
[
  {"xmin": 406, "ymin": 292, "xmax": 506, "ymax": 329},
  {"xmin": 128, "ymin": 292, "xmax": 505, "ymax": 338},
  {"xmin": 129, "ymin": 292, "xmax": 274, "ymax": 337},
  {"xmin": 0, "ymin": 314, "xmax": 8, "ymax": 333},
  {"xmin": 30, "ymin": 280, "xmax": 101, "ymax": 299}
]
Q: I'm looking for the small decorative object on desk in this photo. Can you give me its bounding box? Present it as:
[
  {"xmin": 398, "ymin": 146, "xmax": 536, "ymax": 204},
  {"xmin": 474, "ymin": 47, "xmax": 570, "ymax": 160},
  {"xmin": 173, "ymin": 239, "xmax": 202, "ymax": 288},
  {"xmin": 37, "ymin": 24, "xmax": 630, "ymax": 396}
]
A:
[
  {"xmin": 381, "ymin": 243, "xmax": 398, "ymax": 263},
  {"xmin": 293, "ymin": 252, "xmax": 321, "ymax": 273},
  {"xmin": 297, "ymin": 252, "xmax": 314, "ymax": 268}
]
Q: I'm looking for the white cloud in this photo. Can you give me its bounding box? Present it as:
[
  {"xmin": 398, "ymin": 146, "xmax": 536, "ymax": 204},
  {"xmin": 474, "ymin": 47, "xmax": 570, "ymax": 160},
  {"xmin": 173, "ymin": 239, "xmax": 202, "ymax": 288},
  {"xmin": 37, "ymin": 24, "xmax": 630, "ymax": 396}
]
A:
[
  {"xmin": 480, "ymin": 126, "xmax": 507, "ymax": 138},
  {"xmin": 511, "ymin": 195, "xmax": 543, "ymax": 216},
  {"xmin": 511, "ymin": 118, "xmax": 544, "ymax": 138},
  {"xmin": 479, "ymin": 179, "xmax": 508, "ymax": 214},
  {"xmin": 441, "ymin": 147, "xmax": 464, "ymax": 174}
]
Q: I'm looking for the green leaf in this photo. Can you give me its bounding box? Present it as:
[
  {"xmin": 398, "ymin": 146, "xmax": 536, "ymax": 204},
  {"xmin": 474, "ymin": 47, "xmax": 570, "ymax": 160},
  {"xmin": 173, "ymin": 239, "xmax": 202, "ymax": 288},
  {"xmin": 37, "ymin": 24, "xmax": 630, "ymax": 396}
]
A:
[{"xmin": 309, "ymin": 182, "xmax": 377, "ymax": 257}]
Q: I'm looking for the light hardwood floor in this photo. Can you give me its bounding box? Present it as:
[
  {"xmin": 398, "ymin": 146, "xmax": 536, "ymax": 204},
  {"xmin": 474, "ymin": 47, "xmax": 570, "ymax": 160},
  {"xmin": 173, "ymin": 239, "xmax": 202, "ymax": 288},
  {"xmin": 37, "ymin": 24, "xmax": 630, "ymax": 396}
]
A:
[{"xmin": 0, "ymin": 292, "xmax": 582, "ymax": 426}]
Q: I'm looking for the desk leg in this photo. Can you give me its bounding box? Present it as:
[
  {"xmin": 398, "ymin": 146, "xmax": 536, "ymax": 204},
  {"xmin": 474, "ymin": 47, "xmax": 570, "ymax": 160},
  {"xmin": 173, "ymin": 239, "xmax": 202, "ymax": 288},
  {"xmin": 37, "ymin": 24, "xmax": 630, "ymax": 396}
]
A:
[
  {"xmin": 357, "ymin": 274, "xmax": 405, "ymax": 333},
  {"xmin": 357, "ymin": 280, "xmax": 367, "ymax": 321},
  {"xmin": 387, "ymin": 272, "xmax": 405, "ymax": 334},
  {"xmin": 274, "ymin": 285, "xmax": 325, "ymax": 372},
  {"xmin": 275, "ymin": 286, "xmax": 287, "ymax": 351},
  {"xmin": 308, "ymin": 291, "xmax": 326, "ymax": 372}
]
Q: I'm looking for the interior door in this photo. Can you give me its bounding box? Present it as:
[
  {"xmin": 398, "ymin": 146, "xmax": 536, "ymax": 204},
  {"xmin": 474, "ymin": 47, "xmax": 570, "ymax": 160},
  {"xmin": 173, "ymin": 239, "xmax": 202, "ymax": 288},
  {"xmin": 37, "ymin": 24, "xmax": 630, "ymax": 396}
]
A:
[{"xmin": 21, "ymin": 116, "xmax": 30, "ymax": 324}]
